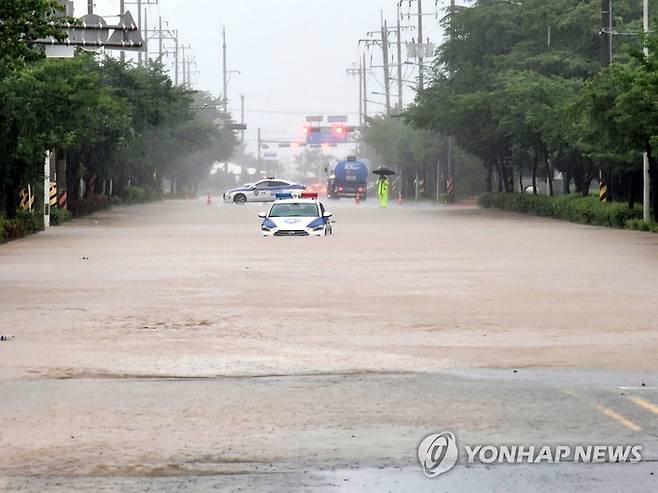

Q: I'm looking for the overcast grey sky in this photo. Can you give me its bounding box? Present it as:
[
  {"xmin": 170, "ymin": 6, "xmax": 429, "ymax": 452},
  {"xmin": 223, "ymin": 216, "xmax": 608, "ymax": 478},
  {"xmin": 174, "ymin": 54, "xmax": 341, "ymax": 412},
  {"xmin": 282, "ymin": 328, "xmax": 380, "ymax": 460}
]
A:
[{"xmin": 72, "ymin": 0, "xmax": 447, "ymax": 160}]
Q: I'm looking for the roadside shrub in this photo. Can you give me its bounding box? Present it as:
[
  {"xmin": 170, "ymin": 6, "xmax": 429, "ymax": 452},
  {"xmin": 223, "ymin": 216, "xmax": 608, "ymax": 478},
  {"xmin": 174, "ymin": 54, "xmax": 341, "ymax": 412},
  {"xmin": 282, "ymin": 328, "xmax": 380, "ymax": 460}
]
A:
[
  {"xmin": 0, "ymin": 217, "xmax": 7, "ymax": 243},
  {"xmin": 122, "ymin": 186, "xmax": 161, "ymax": 204},
  {"xmin": 144, "ymin": 186, "xmax": 160, "ymax": 201},
  {"xmin": 72, "ymin": 194, "xmax": 110, "ymax": 217},
  {"xmin": 50, "ymin": 208, "xmax": 72, "ymax": 226},
  {"xmin": 626, "ymin": 219, "xmax": 658, "ymax": 233},
  {"xmin": 0, "ymin": 211, "xmax": 43, "ymax": 242},
  {"xmin": 478, "ymin": 192, "xmax": 644, "ymax": 230},
  {"xmin": 110, "ymin": 195, "xmax": 123, "ymax": 207},
  {"xmin": 124, "ymin": 186, "xmax": 147, "ymax": 204},
  {"xmin": 16, "ymin": 211, "xmax": 43, "ymax": 234}
]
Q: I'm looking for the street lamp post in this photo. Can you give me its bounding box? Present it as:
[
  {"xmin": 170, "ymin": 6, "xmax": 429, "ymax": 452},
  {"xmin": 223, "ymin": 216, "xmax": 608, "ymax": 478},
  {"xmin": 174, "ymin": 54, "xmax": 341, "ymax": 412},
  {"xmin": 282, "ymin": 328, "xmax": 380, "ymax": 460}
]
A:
[{"xmin": 643, "ymin": 0, "xmax": 651, "ymax": 222}]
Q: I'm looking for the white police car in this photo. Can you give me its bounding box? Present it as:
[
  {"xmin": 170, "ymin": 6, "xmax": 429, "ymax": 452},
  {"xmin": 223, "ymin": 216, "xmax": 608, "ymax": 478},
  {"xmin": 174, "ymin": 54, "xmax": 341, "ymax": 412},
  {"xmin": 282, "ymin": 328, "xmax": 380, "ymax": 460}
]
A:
[
  {"xmin": 258, "ymin": 193, "xmax": 333, "ymax": 237},
  {"xmin": 223, "ymin": 178, "xmax": 306, "ymax": 204}
]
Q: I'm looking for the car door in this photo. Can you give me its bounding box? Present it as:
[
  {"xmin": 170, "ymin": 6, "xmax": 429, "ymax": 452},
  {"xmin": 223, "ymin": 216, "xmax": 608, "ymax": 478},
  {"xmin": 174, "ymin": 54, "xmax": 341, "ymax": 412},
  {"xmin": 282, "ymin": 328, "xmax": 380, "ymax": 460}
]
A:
[{"xmin": 252, "ymin": 181, "xmax": 272, "ymax": 202}]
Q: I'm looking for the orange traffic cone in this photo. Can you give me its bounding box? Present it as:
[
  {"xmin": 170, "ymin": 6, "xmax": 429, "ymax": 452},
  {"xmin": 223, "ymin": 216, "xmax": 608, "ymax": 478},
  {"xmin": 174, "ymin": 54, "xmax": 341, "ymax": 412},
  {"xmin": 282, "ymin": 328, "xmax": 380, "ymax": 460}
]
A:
[{"xmin": 397, "ymin": 193, "xmax": 403, "ymax": 206}]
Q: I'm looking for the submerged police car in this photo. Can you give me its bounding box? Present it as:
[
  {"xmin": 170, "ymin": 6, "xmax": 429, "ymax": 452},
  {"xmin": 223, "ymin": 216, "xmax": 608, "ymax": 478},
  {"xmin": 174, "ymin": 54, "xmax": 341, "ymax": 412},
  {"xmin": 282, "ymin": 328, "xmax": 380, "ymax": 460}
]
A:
[
  {"xmin": 258, "ymin": 193, "xmax": 333, "ymax": 237},
  {"xmin": 223, "ymin": 178, "xmax": 305, "ymax": 204}
]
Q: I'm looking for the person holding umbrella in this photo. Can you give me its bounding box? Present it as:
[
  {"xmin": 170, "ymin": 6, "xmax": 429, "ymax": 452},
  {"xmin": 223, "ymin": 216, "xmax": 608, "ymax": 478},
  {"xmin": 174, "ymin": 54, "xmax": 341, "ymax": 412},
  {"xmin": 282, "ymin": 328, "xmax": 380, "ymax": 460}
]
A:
[{"xmin": 373, "ymin": 166, "xmax": 395, "ymax": 209}]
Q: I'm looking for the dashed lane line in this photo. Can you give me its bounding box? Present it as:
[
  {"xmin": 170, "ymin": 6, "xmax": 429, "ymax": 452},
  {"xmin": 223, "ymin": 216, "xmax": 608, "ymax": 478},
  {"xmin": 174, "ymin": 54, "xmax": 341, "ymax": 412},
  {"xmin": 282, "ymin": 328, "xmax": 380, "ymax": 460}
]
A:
[
  {"xmin": 563, "ymin": 390, "xmax": 644, "ymax": 433},
  {"xmin": 595, "ymin": 404, "xmax": 643, "ymax": 432},
  {"xmin": 627, "ymin": 395, "xmax": 658, "ymax": 416}
]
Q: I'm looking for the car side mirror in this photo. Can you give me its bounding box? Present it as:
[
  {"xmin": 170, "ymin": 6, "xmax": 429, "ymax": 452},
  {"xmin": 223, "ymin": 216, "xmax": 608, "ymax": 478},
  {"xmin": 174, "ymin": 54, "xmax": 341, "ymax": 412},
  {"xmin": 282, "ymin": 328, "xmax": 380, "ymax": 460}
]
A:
[
  {"xmin": 258, "ymin": 212, "xmax": 267, "ymax": 219},
  {"xmin": 323, "ymin": 212, "xmax": 333, "ymax": 218}
]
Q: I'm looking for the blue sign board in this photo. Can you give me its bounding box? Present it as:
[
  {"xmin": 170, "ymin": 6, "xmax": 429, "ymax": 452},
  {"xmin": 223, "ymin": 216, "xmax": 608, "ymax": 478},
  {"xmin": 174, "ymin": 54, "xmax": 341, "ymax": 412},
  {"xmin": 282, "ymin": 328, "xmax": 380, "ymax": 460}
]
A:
[{"xmin": 306, "ymin": 127, "xmax": 348, "ymax": 145}]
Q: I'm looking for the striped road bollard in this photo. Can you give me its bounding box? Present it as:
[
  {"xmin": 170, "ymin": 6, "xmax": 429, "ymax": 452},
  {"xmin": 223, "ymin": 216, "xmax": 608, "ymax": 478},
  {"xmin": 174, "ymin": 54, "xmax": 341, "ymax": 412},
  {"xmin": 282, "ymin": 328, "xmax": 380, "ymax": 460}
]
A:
[
  {"xmin": 599, "ymin": 180, "xmax": 608, "ymax": 203},
  {"xmin": 49, "ymin": 182, "xmax": 58, "ymax": 209},
  {"xmin": 447, "ymin": 177, "xmax": 455, "ymax": 204}
]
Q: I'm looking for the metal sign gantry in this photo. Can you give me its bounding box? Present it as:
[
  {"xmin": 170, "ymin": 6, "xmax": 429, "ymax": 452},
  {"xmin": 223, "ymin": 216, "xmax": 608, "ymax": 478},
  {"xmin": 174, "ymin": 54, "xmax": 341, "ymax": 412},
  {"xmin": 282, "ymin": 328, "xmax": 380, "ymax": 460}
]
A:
[{"xmin": 37, "ymin": 11, "xmax": 145, "ymax": 58}]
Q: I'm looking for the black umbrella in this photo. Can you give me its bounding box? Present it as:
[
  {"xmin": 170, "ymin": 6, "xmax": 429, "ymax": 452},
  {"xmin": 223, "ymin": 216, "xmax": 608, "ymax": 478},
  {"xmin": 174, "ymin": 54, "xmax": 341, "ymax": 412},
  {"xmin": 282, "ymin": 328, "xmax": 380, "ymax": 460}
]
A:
[{"xmin": 372, "ymin": 166, "xmax": 396, "ymax": 177}]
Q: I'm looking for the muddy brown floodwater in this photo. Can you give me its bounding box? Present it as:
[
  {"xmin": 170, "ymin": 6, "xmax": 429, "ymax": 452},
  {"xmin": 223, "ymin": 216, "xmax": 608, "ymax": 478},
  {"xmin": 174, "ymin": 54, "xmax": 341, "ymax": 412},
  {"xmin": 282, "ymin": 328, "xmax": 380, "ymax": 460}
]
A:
[{"xmin": 1, "ymin": 200, "xmax": 657, "ymax": 491}]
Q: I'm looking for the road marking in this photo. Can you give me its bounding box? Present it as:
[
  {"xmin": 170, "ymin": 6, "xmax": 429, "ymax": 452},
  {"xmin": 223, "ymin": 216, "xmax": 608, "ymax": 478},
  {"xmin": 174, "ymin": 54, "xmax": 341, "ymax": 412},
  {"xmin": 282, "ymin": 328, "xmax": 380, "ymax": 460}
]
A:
[
  {"xmin": 627, "ymin": 395, "xmax": 658, "ymax": 416},
  {"xmin": 619, "ymin": 387, "xmax": 658, "ymax": 391},
  {"xmin": 596, "ymin": 405, "xmax": 643, "ymax": 432}
]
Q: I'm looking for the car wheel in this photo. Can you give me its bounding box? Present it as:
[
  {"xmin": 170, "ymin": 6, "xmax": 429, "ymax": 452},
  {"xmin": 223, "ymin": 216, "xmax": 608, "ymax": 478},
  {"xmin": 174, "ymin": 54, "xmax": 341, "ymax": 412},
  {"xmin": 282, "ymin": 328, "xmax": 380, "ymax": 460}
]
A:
[{"xmin": 233, "ymin": 194, "xmax": 247, "ymax": 205}]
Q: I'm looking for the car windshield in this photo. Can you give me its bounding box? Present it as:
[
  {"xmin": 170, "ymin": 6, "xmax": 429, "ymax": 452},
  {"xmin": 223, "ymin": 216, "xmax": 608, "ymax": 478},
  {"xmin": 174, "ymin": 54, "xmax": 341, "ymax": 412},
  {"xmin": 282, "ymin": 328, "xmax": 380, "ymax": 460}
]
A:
[{"xmin": 269, "ymin": 203, "xmax": 319, "ymax": 218}]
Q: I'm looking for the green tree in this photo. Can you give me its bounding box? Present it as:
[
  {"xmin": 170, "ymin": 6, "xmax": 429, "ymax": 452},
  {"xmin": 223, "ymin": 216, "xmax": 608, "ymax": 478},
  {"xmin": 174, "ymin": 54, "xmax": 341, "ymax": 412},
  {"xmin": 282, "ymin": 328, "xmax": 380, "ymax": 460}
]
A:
[{"xmin": 0, "ymin": 0, "xmax": 64, "ymax": 76}]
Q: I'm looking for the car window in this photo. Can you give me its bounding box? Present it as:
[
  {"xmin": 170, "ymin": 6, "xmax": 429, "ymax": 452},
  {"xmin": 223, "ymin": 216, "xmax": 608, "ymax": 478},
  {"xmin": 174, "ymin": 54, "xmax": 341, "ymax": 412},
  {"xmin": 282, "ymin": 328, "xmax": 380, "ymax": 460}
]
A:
[
  {"xmin": 268, "ymin": 181, "xmax": 288, "ymax": 188},
  {"xmin": 269, "ymin": 203, "xmax": 319, "ymax": 217},
  {"xmin": 255, "ymin": 181, "xmax": 270, "ymax": 190}
]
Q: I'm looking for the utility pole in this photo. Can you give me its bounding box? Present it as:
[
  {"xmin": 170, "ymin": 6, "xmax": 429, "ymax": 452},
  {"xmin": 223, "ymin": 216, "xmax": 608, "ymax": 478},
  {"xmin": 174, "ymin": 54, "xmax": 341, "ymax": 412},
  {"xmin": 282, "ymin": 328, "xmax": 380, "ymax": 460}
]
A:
[
  {"xmin": 87, "ymin": 0, "xmax": 93, "ymax": 14},
  {"xmin": 188, "ymin": 59, "xmax": 200, "ymax": 88},
  {"xmin": 142, "ymin": 7, "xmax": 148, "ymax": 66},
  {"xmin": 137, "ymin": 0, "xmax": 142, "ymax": 65},
  {"xmin": 240, "ymin": 94, "xmax": 246, "ymax": 158},
  {"xmin": 381, "ymin": 16, "xmax": 391, "ymax": 116},
  {"xmin": 360, "ymin": 16, "xmax": 407, "ymax": 118},
  {"xmin": 363, "ymin": 53, "xmax": 368, "ymax": 123},
  {"xmin": 174, "ymin": 30, "xmax": 179, "ymax": 86},
  {"xmin": 182, "ymin": 48, "xmax": 187, "ymax": 87},
  {"xmin": 120, "ymin": 0, "xmax": 126, "ymax": 63},
  {"xmin": 397, "ymin": 12, "xmax": 404, "ymax": 110},
  {"xmin": 257, "ymin": 128, "xmax": 262, "ymax": 171},
  {"xmin": 158, "ymin": 16, "xmax": 163, "ymax": 62},
  {"xmin": 436, "ymin": 159, "xmax": 441, "ymax": 202},
  {"xmin": 598, "ymin": 0, "xmax": 612, "ymax": 203},
  {"xmin": 359, "ymin": 64, "xmax": 367, "ymax": 127},
  {"xmin": 44, "ymin": 151, "xmax": 51, "ymax": 229},
  {"xmin": 417, "ymin": 0, "xmax": 424, "ymax": 91},
  {"xmin": 643, "ymin": 0, "xmax": 651, "ymax": 221},
  {"xmin": 447, "ymin": 0, "xmax": 456, "ymax": 203},
  {"xmin": 347, "ymin": 62, "xmax": 365, "ymax": 126},
  {"xmin": 601, "ymin": 0, "xmax": 612, "ymax": 66},
  {"xmin": 358, "ymin": 64, "xmax": 363, "ymax": 126},
  {"xmin": 222, "ymin": 27, "xmax": 228, "ymax": 111},
  {"xmin": 178, "ymin": 45, "xmax": 192, "ymax": 88}
]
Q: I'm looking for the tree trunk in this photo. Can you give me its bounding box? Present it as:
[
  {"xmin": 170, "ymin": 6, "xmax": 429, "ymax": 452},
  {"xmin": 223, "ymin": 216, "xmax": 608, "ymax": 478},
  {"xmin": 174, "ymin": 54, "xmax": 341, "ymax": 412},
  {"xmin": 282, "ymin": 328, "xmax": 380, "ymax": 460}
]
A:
[
  {"xmin": 563, "ymin": 171, "xmax": 570, "ymax": 194},
  {"xmin": 584, "ymin": 173, "xmax": 594, "ymax": 197},
  {"xmin": 499, "ymin": 159, "xmax": 507, "ymax": 192},
  {"xmin": 531, "ymin": 152, "xmax": 538, "ymax": 195},
  {"xmin": 486, "ymin": 159, "xmax": 493, "ymax": 192},
  {"xmin": 545, "ymin": 154, "xmax": 554, "ymax": 197},
  {"xmin": 628, "ymin": 173, "xmax": 636, "ymax": 210},
  {"xmin": 648, "ymin": 146, "xmax": 658, "ymax": 222},
  {"xmin": 496, "ymin": 160, "xmax": 503, "ymax": 192},
  {"xmin": 4, "ymin": 179, "xmax": 17, "ymax": 219},
  {"xmin": 518, "ymin": 165, "xmax": 523, "ymax": 192}
]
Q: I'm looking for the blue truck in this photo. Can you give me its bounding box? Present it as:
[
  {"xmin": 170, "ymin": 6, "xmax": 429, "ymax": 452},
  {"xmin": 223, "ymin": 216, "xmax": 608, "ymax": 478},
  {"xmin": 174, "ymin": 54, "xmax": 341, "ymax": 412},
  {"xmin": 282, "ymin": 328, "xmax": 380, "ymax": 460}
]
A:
[{"xmin": 327, "ymin": 157, "xmax": 369, "ymax": 200}]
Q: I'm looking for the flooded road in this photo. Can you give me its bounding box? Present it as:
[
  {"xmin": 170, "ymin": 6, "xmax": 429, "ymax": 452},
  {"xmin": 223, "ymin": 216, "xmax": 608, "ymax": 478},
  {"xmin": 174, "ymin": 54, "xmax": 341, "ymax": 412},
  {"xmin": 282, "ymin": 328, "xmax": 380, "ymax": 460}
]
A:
[{"xmin": 1, "ymin": 200, "xmax": 657, "ymax": 491}]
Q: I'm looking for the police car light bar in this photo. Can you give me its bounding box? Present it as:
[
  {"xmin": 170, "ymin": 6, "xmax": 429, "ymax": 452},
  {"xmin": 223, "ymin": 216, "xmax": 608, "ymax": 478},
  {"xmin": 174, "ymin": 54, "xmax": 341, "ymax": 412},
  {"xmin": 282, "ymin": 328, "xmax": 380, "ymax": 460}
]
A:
[
  {"xmin": 275, "ymin": 193, "xmax": 293, "ymax": 200},
  {"xmin": 301, "ymin": 192, "xmax": 318, "ymax": 199}
]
